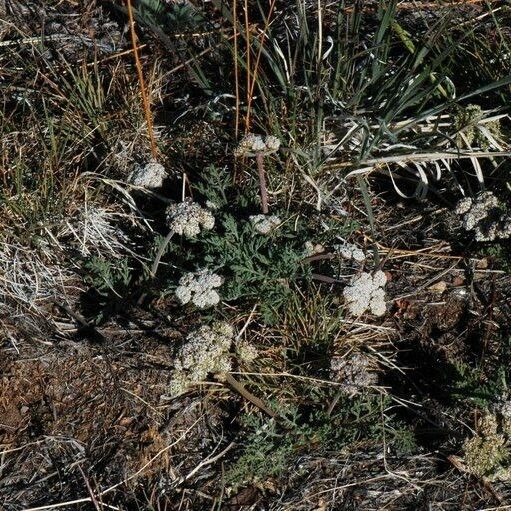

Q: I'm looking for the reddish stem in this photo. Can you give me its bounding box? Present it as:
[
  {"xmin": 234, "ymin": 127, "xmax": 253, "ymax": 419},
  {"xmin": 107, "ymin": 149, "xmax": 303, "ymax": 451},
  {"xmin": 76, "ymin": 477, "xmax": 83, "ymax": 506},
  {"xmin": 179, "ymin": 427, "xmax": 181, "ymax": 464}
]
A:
[{"xmin": 256, "ymin": 152, "xmax": 268, "ymax": 214}]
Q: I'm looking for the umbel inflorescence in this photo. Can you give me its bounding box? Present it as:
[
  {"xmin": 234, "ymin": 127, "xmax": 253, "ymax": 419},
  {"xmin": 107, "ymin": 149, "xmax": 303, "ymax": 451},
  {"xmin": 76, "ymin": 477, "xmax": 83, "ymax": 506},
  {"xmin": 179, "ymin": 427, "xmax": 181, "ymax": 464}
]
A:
[
  {"xmin": 462, "ymin": 409, "xmax": 511, "ymax": 482},
  {"xmin": 235, "ymin": 134, "xmax": 281, "ymax": 215},
  {"xmin": 166, "ymin": 199, "xmax": 215, "ymax": 238},
  {"xmin": 335, "ymin": 241, "xmax": 366, "ymax": 262},
  {"xmin": 147, "ymin": 199, "xmax": 215, "ymax": 281},
  {"xmin": 455, "ymin": 191, "xmax": 511, "ymax": 242},
  {"xmin": 170, "ymin": 322, "xmax": 234, "ymax": 396},
  {"xmin": 330, "ymin": 353, "xmax": 377, "ymax": 397},
  {"xmin": 175, "ymin": 268, "xmax": 223, "ymax": 308},
  {"xmin": 129, "ymin": 160, "xmax": 168, "ymax": 189},
  {"xmin": 249, "ymin": 214, "xmax": 281, "ymax": 235},
  {"xmin": 343, "ymin": 270, "xmax": 387, "ymax": 317},
  {"xmin": 235, "ymin": 133, "xmax": 281, "ymax": 157}
]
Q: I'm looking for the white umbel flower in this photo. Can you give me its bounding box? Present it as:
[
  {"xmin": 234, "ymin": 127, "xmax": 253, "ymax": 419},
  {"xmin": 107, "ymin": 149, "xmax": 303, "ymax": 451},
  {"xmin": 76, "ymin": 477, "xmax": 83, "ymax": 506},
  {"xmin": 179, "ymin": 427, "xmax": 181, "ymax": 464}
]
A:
[
  {"xmin": 369, "ymin": 287, "xmax": 387, "ymax": 317},
  {"xmin": 455, "ymin": 191, "xmax": 511, "ymax": 242},
  {"xmin": 463, "ymin": 192, "xmax": 498, "ymax": 231},
  {"xmin": 264, "ymin": 135, "xmax": 281, "ymax": 153},
  {"xmin": 500, "ymin": 400, "xmax": 511, "ymax": 420},
  {"xmin": 235, "ymin": 133, "xmax": 281, "ymax": 157},
  {"xmin": 166, "ymin": 199, "xmax": 215, "ymax": 238},
  {"xmin": 249, "ymin": 214, "xmax": 281, "ymax": 235},
  {"xmin": 335, "ymin": 242, "xmax": 366, "ymax": 262},
  {"xmin": 175, "ymin": 269, "xmax": 223, "ymax": 308},
  {"xmin": 455, "ymin": 197, "xmax": 473, "ymax": 215},
  {"xmin": 343, "ymin": 270, "xmax": 387, "ymax": 317},
  {"xmin": 236, "ymin": 340, "xmax": 258, "ymax": 363},
  {"xmin": 330, "ymin": 353, "xmax": 377, "ymax": 397},
  {"xmin": 174, "ymin": 285, "xmax": 192, "ymax": 305},
  {"xmin": 129, "ymin": 160, "xmax": 167, "ymax": 189},
  {"xmin": 170, "ymin": 322, "xmax": 234, "ymax": 395},
  {"xmin": 499, "ymin": 213, "xmax": 511, "ymax": 239},
  {"xmin": 303, "ymin": 241, "xmax": 325, "ymax": 257}
]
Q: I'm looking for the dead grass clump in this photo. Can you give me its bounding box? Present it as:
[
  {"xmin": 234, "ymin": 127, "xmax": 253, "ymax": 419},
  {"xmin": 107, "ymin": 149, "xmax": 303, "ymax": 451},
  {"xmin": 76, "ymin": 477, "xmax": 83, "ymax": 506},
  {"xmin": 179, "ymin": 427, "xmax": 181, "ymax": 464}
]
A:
[{"xmin": 0, "ymin": 338, "xmax": 229, "ymax": 508}]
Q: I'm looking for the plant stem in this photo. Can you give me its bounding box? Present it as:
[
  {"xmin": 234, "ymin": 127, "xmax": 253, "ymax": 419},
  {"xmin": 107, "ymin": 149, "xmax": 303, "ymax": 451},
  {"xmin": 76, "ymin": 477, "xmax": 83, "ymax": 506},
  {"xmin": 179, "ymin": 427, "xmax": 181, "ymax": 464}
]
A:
[
  {"xmin": 126, "ymin": 0, "xmax": 158, "ymax": 159},
  {"xmin": 150, "ymin": 230, "xmax": 175, "ymax": 278},
  {"xmin": 137, "ymin": 230, "xmax": 175, "ymax": 306},
  {"xmin": 222, "ymin": 372, "xmax": 277, "ymax": 419},
  {"xmin": 256, "ymin": 152, "xmax": 269, "ymax": 214}
]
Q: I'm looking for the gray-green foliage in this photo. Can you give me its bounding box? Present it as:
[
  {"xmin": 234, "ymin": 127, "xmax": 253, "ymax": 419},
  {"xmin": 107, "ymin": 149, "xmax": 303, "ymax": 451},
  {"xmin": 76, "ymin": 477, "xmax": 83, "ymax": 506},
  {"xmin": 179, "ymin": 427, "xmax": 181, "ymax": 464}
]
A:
[
  {"xmin": 199, "ymin": 213, "xmax": 307, "ymax": 323},
  {"xmin": 450, "ymin": 362, "xmax": 507, "ymax": 408},
  {"xmin": 224, "ymin": 395, "xmax": 409, "ymax": 491},
  {"xmin": 135, "ymin": 0, "xmax": 203, "ymax": 32},
  {"xmin": 162, "ymin": 165, "xmax": 352, "ymax": 323},
  {"xmin": 224, "ymin": 415, "xmax": 294, "ymax": 490},
  {"xmin": 83, "ymin": 256, "xmax": 133, "ymax": 318}
]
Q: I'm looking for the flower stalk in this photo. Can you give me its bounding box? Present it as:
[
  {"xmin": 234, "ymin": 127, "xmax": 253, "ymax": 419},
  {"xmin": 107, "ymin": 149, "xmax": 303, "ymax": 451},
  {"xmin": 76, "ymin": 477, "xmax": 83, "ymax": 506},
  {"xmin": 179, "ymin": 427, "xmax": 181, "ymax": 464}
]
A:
[
  {"xmin": 150, "ymin": 230, "xmax": 174, "ymax": 278},
  {"xmin": 221, "ymin": 372, "xmax": 277, "ymax": 419},
  {"xmin": 235, "ymin": 134, "xmax": 280, "ymax": 214},
  {"xmin": 138, "ymin": 200, "xmax": 215, "ymax": 305},
  {"xmin": 256, "ymin": 152, "xmax": 269, "ymax": 214}
]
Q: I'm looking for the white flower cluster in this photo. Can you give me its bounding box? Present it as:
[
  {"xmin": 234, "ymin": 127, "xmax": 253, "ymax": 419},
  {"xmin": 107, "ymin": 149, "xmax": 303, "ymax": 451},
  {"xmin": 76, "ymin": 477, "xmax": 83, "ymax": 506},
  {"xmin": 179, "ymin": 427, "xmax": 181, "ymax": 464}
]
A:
[
  {"xmin": 343, "ymin": 270, "xmax": 387, "ymax": 317},
  {"xmin": 330, "ymin": 353, "xmax": 377, "ymax": 397},
  {"xmin": 236, "ymin": 340, "xmax": 258, "ymax": 363},
  {"xmin": 129, "ymin": 160, "xmax": 167, "ymax": 189},
  {"xmin": 303, "ymin": 241, "xmax": 325, "ymax": 257},
  {"xmin": 170, "ymin": 322, "xmax": 234, "ymax": 396},
  {"xmin": 335, "ymin": 241, "xmax": 366, "ymax": 262},
  {"xmin": 249, "ymin": 214, "xmax": 281, "ymax": 235},
  {"xmin": 500, "ymin": 400, "xmax": 511, "ymax": 420},
  {"xmin": 462, "ymin": 412, "xmax": 511, "ymax": 482},
  {"xmin": 235, "ymin": 133, "xmax": 281, "ymax": 157},
  {"xmin": 455, "ymin": 191, "xmax": 511, "ymax": 242},
  {"xmin": 175, "ymin": 269, "xmax": 223, "ymax": 308},
  {"xmin": 166, "ymin": 199, "xmax": 215, "ymax": 237}
]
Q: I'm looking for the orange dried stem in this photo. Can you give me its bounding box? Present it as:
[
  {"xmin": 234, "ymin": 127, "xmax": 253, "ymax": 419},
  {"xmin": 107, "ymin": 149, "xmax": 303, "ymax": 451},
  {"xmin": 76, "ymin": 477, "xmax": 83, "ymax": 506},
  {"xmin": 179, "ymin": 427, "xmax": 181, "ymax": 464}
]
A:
[
  {"xmin": 256, "ymin": 153, "xmax": 269, "ymax": 214},
  {"xmin": 233, "ymin": 0, "xmax": 240, "ymax": 139},
  {"xmin": 246, "ymin": 0, "xmax": 276, "ymax": 131},
  {"xmin": 126, "ymin": 0, "xmax": 158, "ymax": 160}
]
